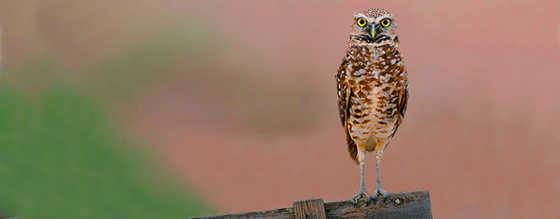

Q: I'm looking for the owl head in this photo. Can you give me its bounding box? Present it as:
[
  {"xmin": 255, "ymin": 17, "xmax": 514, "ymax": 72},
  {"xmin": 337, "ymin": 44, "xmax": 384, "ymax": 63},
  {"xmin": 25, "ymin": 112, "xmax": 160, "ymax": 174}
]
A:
[{"xmin": 350, "ymin": 8, "xmax": 398, "ymax": 47}]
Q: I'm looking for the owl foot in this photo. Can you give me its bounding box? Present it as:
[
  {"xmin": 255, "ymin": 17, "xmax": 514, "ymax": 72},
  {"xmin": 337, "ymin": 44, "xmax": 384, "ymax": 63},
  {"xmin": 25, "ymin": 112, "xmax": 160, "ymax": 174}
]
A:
[
  {"xmin": 352, "ymin": 190, "xmax": 371, "ymax": 207},
  {"xmin": 372, "ymin": 187, "xmax": 389, "ymax": 199}
]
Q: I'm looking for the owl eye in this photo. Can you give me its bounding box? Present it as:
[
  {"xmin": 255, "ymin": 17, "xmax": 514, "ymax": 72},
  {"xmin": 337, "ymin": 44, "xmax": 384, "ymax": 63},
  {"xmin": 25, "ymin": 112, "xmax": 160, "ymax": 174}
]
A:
[
  {"xmin": 380, "ymin": 18, "xmax": 391, "ymax": 27},
  {"xmin": 356, "ymin": 17, "xmax": 367, "ymax": 27}
]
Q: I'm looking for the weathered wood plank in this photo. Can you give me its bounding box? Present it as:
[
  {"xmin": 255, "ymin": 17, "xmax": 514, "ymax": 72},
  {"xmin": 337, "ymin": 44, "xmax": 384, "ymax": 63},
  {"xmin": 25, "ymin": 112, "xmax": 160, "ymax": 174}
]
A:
[
  {"xmin": 324, "ymin": 190, "xmax": 432, "ymax": 219},
  {"xmin": 292, "ymin": 198, "xmax": 326, "ymax": 219},
  {"xmin": 193, "ymin": 190, "xmax": 431, "ymax": 219}
]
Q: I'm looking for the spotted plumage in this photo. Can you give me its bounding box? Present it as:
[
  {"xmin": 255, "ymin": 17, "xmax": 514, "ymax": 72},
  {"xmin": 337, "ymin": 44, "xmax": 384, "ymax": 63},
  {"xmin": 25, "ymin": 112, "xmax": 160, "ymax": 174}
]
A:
[{"xmin": 335, "ymin": 8, "xmax": 409, "ymax": 205}]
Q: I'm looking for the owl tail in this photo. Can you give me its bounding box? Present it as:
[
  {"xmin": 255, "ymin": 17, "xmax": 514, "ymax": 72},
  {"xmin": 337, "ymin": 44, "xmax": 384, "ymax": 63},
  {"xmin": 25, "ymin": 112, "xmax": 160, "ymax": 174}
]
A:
[{"xmin": 346, "ymin": 134, "xmax": 359, "ymax": 165}]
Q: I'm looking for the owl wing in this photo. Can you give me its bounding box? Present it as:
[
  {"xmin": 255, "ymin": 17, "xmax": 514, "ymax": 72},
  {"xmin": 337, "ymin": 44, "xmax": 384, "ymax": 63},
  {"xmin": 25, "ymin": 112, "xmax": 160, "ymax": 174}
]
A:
[
  {"xmin": 336, "ymin": 56, "xmax": 359, "ymax": 164},
  {"xmin": 335, "ymin": 56, "xmax": 351, "ymax": 127},
  {"xmin": 393, "ymin": 68, "xmax": 409, "ymax": 137},
  {"xmin": 397, "ymin": 81, "xmax": 408, "ymax": 119}
]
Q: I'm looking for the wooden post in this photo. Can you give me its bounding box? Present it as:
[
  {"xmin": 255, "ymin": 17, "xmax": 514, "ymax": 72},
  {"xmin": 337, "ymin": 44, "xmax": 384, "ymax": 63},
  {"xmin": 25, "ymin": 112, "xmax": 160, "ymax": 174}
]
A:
[
  {"xmin": 293, "ymin": 198, "xmax": 326, "ymax": 219},
  {"xmin": 193, "ymin": 190, "xmax": 432, "ymax": 219}
]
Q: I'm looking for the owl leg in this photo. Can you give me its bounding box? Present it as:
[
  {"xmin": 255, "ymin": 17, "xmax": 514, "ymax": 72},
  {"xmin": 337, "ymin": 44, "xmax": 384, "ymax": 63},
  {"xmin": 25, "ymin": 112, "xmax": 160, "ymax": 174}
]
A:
[
  {"xmin": 373, "ymin": 153, "xmax": 388, "ymax": 198},
  {"xmin": 352, "ymin": 150, "xmax": 371, "ymax": 206}
]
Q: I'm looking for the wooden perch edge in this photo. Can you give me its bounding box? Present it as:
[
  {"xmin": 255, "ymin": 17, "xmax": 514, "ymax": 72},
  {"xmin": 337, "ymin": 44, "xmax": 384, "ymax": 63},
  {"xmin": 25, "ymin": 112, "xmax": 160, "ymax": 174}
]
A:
[{"xmin": 193, "ymin": 190, "xmax": 432, "ymax": 219}]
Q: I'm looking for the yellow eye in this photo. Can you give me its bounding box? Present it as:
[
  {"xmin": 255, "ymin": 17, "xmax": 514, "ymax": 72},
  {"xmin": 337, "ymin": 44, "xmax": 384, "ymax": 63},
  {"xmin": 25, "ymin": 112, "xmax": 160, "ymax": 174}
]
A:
[
  {"xmin": 380, "ymin": 18, "xmax": 391, "ymax": 27},
  {"xmin": 356, "ymin": 17, "xmax": 367, "ymax": 27}
]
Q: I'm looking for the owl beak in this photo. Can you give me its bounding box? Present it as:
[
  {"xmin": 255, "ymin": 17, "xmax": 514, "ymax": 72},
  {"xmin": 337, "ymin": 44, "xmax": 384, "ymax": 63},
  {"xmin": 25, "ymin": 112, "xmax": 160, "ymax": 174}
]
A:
[{"xmin": 370, "ymin": 23, "xmax": 376, "ymax": 38}]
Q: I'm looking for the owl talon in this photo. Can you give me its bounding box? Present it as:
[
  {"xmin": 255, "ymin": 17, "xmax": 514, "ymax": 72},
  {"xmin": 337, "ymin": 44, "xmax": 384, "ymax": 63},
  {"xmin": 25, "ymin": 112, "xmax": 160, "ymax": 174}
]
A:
[
  {"xmin": 352, "ymin": 191, "xmax": 371, "ymax": 207},
  {"xmin": 372, "ymin": 187, "xmax": 389, "ymax": 199}
]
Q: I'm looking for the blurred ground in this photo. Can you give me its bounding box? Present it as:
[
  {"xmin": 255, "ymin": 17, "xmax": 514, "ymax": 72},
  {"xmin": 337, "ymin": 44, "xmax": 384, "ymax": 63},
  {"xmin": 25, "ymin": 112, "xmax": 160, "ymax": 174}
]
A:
[{"xmin": 1, "ymin": 0, "xmax": 560, "ymax": 218}]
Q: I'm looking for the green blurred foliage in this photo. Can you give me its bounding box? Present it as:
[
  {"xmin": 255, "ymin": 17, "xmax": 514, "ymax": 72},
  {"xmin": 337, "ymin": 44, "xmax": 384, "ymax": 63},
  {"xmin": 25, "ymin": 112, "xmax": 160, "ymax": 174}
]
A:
[{"xmin": 0, "ymin": 87, "xmax": 212, "ymax": 218}]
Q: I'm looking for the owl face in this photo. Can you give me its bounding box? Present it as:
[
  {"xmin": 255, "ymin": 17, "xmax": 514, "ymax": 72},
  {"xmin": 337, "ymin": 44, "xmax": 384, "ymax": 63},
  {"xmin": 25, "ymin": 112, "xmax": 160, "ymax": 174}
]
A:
[{"xmin": 350, "ymin": 8, "xmax": 398, "ymax": 47}]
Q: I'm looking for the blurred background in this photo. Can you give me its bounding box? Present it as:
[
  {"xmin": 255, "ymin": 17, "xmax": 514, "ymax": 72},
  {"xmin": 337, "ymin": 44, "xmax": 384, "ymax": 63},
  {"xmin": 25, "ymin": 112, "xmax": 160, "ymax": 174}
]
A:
[{"xmin": 0, "ymin": 0, "xmax": 559, "ymax": 218}]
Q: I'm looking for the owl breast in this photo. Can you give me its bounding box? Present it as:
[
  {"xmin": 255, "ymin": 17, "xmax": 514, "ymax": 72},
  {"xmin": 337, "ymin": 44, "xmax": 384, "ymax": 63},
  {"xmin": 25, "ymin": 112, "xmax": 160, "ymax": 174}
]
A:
[{"xmin": 344, "ymin": 44, "xmax": 407, "ymax": 152}]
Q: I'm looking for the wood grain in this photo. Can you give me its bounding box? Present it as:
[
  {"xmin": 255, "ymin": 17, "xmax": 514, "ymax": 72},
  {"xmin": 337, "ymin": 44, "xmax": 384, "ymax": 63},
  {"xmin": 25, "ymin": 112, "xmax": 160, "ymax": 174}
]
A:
[{"xmin": 293, "ymin": 198, "xmax": 326, "ymax": 219}]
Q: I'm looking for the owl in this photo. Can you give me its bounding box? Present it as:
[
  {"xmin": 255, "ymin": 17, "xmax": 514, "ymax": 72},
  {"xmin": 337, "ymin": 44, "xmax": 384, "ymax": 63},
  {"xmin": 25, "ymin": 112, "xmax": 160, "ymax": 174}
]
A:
[{"xmin": 335, "ymin": 8, "xmax": 408, "ymax": 205}]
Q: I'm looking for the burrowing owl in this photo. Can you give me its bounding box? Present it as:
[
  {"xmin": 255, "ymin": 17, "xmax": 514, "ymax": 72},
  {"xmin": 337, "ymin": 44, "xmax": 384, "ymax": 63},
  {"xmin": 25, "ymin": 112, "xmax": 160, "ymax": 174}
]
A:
[{"xmin": 335, "ymin": 8, "xmax": 408, "ymax": 205}]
